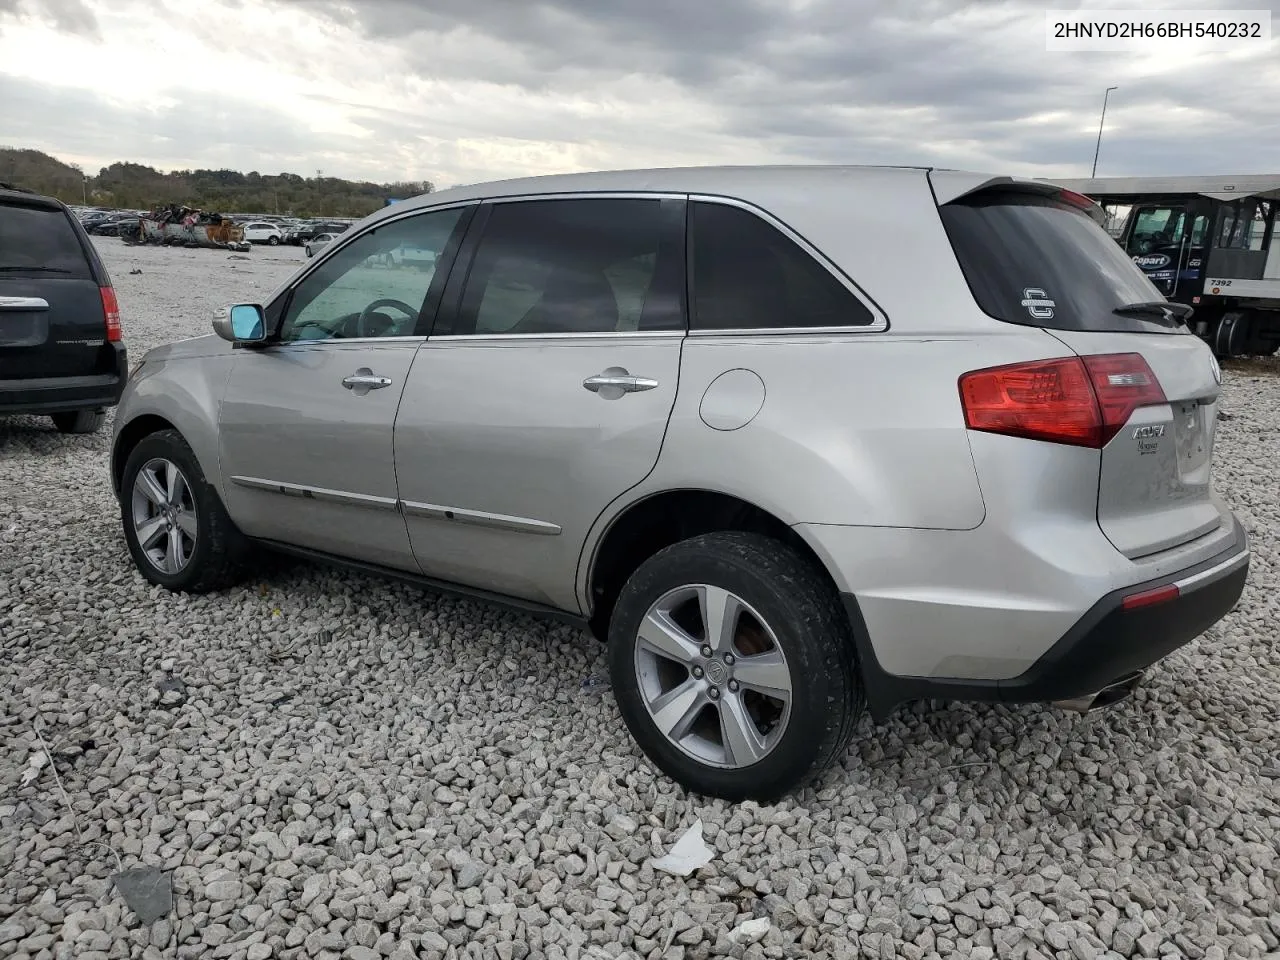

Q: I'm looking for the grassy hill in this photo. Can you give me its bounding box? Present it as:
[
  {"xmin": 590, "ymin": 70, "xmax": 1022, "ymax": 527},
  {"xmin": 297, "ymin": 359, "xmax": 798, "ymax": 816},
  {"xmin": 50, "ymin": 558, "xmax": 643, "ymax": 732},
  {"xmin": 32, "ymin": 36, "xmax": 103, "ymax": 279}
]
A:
[{"xmin": 0, "ymin": 147, "xmax": 432, "ymax": 218}]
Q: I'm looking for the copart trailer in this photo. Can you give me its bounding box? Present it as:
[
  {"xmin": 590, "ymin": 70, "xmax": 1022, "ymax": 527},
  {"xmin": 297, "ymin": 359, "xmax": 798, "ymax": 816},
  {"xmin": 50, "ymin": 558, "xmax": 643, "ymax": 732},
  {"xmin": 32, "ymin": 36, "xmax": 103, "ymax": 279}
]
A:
[{"xmin": 1057, "ymin": 175, "xmax": 1280, "ymax": 357}]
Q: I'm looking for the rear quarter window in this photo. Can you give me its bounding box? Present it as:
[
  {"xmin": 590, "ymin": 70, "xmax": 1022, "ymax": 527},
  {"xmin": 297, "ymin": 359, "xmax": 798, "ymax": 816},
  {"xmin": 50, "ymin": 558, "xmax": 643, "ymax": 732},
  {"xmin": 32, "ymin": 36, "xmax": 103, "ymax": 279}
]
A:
[
  {"xmin": 0, "ymin": 202, "xmax": 94, "ymax": 280},
  {"xmin": 690, "ymin": 201, "xmax": 875, "ymax": 331},
  {"xmin": 939, "ymin": 191, "xmax": 1186, "ymax": 335}
]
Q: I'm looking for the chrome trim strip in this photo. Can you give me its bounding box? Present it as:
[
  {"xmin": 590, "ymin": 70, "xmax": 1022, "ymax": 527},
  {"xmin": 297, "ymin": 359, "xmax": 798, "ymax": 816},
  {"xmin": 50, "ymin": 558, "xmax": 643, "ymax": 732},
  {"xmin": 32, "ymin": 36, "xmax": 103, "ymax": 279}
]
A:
[
  {"xmin": 1173, "ymin": 547, "xmax": 1250, "ymax": 592},
  {"xmin": 0, "ymin": 296, "xmax": 50, "ymax": 310},
  {"xmin": 686, "ymin": 326, "xmax": 888, "ymax": 337},
  {"xmin": 427, "ymin": 330, "xmax": 685, "ymax": 343},
  {"xmin": 400, "ymin": 499, "xmax": 561, "ymax": 535},
  {"xmin": 273, "ymin": 335, "xmax": 428, "ymax": 347},
  {"xmin": 687, "ymin": 193, "xmax": 890, "ymax": 333},
  {"xmin": 230, "ymin": 476, "xmax": 400, "ymax": 511},
  {"xmin": 483, "ymin": 191, "xmax": 688, "ymax": 203}
]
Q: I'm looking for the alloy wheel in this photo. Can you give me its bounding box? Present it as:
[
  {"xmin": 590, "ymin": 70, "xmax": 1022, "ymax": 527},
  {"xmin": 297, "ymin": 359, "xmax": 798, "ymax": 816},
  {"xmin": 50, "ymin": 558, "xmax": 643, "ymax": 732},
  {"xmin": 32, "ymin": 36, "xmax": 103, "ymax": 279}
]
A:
[
  {"xmin": 131, "ymin": 457, "xmax": 197, "ymax": 574},
  {"xmin": 634, "ymin": 584, "xmax": 793, "ymax": 769}
]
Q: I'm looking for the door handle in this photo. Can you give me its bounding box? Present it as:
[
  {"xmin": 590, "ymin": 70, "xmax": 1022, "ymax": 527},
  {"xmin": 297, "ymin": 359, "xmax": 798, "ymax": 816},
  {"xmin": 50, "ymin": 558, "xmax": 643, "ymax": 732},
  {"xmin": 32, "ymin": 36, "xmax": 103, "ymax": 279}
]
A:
[
  {"xmin": 342, "ymin": 374, "xmax": 393, "ymax": 390},
  {"xmin": 583, "ymin": 369, "xmax": 659, "ymax": 395}
]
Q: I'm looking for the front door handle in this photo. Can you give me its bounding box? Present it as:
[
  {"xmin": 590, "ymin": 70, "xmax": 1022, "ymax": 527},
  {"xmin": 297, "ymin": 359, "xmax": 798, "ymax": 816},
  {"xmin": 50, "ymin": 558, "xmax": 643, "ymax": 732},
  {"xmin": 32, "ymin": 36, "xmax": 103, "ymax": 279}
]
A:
[
  {"xmin": 342, "ymin": 369, "xmax": 393, "ymax": 393},
  {"xmin": 583, "ymin": 367, "xmax": 659, "ymax": 397}
]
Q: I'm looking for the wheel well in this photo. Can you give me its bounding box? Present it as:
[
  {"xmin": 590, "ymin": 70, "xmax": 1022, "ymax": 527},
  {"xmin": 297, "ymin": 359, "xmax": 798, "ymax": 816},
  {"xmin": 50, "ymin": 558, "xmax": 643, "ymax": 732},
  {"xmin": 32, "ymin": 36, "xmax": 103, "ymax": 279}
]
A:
[
  {"xmin": 111, "ymin": 414, "xmax": 176, "ymax": 493},
  {"xmin": 587, "ymin": 490, "xmax": 836, "ymax": 640}
]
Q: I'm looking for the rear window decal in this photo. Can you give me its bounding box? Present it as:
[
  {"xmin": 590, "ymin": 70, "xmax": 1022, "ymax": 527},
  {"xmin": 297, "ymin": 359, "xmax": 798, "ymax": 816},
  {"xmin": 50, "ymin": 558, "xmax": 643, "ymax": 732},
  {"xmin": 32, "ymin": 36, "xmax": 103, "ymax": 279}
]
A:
[{"xmin": 1020, "ymin": 287, "xmax": 1056, "ymax": 320}]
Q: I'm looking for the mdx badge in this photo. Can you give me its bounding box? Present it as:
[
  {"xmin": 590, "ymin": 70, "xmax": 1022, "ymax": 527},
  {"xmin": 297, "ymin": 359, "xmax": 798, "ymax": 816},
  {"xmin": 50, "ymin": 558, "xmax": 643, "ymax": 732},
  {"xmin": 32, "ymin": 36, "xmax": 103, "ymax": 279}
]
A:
[{"xmin": 1133, "ymin": 424, "xmax": 1165, "ymax": 440}]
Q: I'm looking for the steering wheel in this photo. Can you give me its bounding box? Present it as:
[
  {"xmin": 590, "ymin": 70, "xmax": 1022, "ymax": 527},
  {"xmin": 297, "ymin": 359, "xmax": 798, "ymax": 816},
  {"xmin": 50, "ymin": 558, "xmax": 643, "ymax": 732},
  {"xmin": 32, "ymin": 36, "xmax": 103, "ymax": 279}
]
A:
[{"xmin": 356, "ymin": 298, "xmax": 418, "ymax": 338}]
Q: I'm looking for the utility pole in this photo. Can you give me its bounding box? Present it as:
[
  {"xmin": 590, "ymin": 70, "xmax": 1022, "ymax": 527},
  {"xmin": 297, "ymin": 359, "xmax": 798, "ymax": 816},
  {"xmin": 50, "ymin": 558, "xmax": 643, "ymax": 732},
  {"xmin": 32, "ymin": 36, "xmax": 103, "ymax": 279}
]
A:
[{"xmin": 1091, "ymin": 86, "xmax": 1118, "ymax": 178}]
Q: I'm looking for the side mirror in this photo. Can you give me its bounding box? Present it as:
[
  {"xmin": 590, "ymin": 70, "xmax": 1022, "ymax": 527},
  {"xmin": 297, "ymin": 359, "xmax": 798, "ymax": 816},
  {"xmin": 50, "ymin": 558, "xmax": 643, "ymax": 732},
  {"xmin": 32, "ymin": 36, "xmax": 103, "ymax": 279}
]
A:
[{"xmin": 213, "ymin": 303, "xmax": 267, "ymax": 343}]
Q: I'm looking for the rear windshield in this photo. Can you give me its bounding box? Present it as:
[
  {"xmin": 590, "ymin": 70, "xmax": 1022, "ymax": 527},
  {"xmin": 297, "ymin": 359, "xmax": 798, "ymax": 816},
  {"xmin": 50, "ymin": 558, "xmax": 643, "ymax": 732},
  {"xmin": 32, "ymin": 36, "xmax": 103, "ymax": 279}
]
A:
[
  {"xmin": 0, "ymin": 202, "xmax": 94, "ymax": 279},
  {"xmin": 939, "ymin": 190, "xmax": 1186, "ymax": 334}
]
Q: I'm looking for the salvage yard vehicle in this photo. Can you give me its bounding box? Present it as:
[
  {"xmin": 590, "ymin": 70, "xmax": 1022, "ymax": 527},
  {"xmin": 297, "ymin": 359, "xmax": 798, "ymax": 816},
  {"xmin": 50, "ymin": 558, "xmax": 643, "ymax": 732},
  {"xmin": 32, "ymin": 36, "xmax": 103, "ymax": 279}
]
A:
[
  {"xmin": 1057, "ymin": 175, "xmax": 1280, "ymax": 357},
  {"xmin": 304, "ymin": 233, "xmax": 337, "ymax": 258},
  {"xmin": 241, "ymin": 221, "xmax": 284, "ymax": 245},
  {"xmin": 131, "ymin": 205, "xmax": 250, "ymax": 251},
  {"xmin": 109, "ymin": 166, "xmax": 1250, "ymax": 800},
  {"xmin": 1, "ymin": 182, "xmax": 127, "ymax": 433}
]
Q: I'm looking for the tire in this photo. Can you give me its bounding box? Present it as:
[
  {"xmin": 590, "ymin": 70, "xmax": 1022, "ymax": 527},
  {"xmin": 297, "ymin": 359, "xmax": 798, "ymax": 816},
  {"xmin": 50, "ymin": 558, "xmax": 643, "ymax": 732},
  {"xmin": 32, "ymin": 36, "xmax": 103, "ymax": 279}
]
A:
[
  {"xmin": 1213, "ymin": 311, "xmax": 1249, "ymax": 358},
  {"xmin": 50, "ymin": 409, "xmax": 105, "ymax": 434},
  {"xmin": 268, "ymin": 235, "xmax": 279, "ymax": 246},
  {"xmin": 607, "ymin": 531, "xmax": 863, "ymax": 801},
  {"xmin": 120, "ymin": 429, "xmax": 248, "ymax": 593}
]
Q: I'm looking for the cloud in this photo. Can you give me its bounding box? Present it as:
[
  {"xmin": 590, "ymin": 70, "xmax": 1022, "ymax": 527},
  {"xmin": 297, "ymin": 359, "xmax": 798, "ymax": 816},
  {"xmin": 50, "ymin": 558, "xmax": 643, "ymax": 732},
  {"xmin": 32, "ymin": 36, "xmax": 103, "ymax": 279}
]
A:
[
  {"xmin": 1, "ymin": 0, "xmax": 1278, "ymax": 185},
  {"xmin": 0, "ymin": 0, "xmax": 99, "ymax": 37}
]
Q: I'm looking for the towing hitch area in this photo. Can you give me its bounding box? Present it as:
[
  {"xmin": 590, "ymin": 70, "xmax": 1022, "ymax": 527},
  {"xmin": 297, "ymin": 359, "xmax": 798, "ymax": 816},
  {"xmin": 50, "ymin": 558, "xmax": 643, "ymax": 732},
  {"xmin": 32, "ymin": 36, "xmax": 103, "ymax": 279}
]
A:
[{"xmin": 1052, "ymin": 671, "xmax": 1144, "ymax": 714}]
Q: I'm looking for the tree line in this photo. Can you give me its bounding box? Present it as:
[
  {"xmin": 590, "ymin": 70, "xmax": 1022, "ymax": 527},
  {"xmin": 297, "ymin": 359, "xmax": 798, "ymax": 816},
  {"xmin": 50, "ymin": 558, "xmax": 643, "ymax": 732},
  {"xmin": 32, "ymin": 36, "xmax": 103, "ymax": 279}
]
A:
[{"xmin": 1, "ymin": 147, "xmax": 433, "ymax": 218}]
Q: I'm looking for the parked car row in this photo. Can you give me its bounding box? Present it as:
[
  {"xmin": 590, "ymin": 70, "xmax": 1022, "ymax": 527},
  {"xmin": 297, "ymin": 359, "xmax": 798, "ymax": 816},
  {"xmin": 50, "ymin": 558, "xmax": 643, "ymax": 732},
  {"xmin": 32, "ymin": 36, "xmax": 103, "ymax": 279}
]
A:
[
  {"xmin": 71, "ymin": 206, "xmax": 145, "ymax": 237},
  {"xmin": 227, "ymin": 216, "xmax": 355, "ymax": 247}
]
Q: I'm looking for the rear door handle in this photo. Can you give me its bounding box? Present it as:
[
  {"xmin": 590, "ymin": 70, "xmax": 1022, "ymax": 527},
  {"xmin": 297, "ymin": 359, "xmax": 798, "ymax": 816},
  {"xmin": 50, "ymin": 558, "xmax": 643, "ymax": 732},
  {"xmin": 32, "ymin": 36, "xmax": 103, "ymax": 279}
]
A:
[
  {"xmin": 342, "ymin": 374, "xmax": 393, "ymax": 390},
  {"xmin": 583, "ymin": 368, "xmax": 659, "ymax": 395}
]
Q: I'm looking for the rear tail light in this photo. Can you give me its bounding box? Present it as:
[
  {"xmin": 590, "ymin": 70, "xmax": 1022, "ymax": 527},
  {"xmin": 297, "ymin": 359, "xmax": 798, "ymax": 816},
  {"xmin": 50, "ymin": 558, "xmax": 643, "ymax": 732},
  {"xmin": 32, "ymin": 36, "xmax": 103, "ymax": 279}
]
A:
[
  {"xmin": 959, "ymin": 353, "xmax": 1165, "ymax": 449},
  {"xmin": 101, "ymin": 286, "xmax": 122, "ymax": 342}
]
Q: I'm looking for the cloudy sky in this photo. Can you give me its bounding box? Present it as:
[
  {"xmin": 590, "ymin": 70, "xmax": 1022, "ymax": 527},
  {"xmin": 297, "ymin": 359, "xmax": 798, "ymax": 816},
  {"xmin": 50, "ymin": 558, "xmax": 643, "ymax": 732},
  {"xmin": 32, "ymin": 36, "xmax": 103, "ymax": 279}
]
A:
[{"xmin": 0, "ymin": 0, "xmax": 1276, "ymax": 188}]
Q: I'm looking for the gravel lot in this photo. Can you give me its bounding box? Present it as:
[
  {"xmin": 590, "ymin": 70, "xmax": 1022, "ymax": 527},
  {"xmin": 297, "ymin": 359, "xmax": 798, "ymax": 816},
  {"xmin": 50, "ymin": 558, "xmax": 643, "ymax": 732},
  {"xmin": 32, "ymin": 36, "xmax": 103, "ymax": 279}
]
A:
[{"xmin": 3, "ymin": 237, "xmax": 1279, "ymax": 960}]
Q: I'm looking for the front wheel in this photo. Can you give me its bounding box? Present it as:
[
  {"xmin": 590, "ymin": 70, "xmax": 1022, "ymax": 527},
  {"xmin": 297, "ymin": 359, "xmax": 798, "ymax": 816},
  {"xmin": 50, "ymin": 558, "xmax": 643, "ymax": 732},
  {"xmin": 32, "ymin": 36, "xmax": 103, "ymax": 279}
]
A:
[
  {"xmin": 268, "ymin": 235, "xmax": 279, "ymax": 246},
  {"xmin": 120, "ymin": 429, "xmax": 248, "ymax": 592},
  {"xmin": 608, "ymin": 532, "xmax": 863, "ymax": 801}
]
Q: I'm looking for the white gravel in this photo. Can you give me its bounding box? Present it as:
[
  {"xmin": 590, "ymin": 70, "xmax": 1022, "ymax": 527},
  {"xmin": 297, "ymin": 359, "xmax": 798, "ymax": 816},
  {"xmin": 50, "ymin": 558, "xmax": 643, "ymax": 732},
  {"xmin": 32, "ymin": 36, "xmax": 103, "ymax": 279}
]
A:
[{"xmin": 2, "ymin": 237, "xmax": 1279, "ymax": 960}]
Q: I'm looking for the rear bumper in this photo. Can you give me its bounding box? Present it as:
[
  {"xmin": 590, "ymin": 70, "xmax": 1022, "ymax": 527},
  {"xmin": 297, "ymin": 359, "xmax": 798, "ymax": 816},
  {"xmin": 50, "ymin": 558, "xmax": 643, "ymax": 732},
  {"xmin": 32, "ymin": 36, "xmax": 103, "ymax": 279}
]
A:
[
  {"xmin": 0, "ymin": 342, "xmax": 127, "ymax": 414},
  {"xmin": 843, "ymin": 517, "xmax": 1250, "ymax": 720}
]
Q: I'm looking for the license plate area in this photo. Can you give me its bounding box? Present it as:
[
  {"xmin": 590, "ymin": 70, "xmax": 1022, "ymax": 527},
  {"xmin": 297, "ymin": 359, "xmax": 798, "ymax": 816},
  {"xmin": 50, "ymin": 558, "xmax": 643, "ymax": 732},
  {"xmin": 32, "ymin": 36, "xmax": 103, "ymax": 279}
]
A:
[
  {"xmin": 0, "ymin": 314, "xmax": 47, "ymax": 348},
  {"xmin": 1173, "ymin": 400, "xmax": 1211, "ymax": 476}
]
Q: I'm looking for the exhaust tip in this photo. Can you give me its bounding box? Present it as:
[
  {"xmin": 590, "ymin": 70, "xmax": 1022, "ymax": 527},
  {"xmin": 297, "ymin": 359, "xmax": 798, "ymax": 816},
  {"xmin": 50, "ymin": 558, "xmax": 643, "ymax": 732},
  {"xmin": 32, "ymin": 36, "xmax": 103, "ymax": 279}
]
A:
[{"xmin": 1052, "ymin": 671, "xmax": 1143, "ymax": 714}]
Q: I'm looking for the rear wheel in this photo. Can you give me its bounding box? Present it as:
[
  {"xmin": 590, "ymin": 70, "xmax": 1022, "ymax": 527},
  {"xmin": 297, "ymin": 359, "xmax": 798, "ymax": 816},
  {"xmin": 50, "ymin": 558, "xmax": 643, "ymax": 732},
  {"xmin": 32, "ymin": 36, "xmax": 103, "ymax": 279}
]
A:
[
  {"xmin": 51, "ymin": 410, "xmax": 105, "ymax": 434},
  {"xmin": 608, "ymin": 532, "xmax": 863, "ymax": 801},
  {"xmin": 121, "ymin": 429, "xmax": 247, "ymax": 592}
]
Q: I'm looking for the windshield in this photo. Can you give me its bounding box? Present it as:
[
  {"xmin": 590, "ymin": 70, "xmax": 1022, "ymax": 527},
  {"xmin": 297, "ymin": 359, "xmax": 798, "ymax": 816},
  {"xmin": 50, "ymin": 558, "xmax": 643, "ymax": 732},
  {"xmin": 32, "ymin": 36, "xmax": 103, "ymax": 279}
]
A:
[{"xmin": 939, "ymin": 190, "xmax": 1188, "ymax": 334}]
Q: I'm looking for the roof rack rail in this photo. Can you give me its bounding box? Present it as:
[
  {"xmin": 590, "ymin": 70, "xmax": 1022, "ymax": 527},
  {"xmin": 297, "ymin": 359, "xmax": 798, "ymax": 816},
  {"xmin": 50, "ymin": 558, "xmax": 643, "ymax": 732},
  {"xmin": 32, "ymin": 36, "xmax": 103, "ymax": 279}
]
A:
[{"xmin": 0, "ymin": 181, "xmax": 39, "ymax": 194}]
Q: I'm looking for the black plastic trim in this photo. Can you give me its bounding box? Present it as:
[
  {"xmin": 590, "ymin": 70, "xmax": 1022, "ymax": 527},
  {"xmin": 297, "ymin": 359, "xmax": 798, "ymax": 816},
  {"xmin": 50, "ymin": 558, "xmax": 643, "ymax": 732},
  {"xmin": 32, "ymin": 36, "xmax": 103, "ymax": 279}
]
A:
[
  {"xmin": 845, "ymin": 519, "xmax": 1250, "ymax": 721},
  {"xmin": 0, "ymin": 342, "xmax": 127, "ymax": 413},
  {"xmin": 255, "ymin": 539, "xmax": 589, "ymax": 629}
]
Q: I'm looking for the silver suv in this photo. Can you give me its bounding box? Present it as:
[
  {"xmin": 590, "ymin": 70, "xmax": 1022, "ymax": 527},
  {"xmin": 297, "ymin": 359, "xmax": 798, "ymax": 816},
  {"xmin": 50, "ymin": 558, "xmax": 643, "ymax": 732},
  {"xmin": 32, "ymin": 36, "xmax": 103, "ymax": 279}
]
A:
[{"xmin": 110, "ymin": 166, "xmax": 1250, "ymax": 800}]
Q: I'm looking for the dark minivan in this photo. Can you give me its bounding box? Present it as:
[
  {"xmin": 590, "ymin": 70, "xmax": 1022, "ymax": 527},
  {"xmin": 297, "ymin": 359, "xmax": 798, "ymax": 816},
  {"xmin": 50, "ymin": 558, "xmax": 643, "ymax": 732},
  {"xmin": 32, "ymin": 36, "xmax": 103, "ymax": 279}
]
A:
[{"xmin": 1, "ymin": 183, "xmax": 127, "ymax": 433}]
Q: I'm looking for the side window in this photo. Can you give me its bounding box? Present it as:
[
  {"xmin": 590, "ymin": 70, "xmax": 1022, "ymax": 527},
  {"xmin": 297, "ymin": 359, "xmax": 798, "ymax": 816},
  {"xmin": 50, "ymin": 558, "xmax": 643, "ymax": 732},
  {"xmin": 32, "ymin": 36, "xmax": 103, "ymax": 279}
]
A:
[
  {"xmin": 279, "ymin": 207, "xmax": 465, "ymax": 343},
  {"xmin": 453, "ymin": 198, "xmax": 684, "ymax": 336},
  {"xmin": 1190, "ymin": 215, "xmax": 1208, "ymax": 247},
  {"xmin": 689, "ymin": 201, "xmax": 873, "ymax": 330}
]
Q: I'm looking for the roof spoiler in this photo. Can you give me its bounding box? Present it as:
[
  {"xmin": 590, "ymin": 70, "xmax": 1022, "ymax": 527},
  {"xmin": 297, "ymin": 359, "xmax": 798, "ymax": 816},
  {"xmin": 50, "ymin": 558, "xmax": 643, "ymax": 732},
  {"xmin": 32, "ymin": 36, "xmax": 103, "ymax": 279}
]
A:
[{"xmin": 928, "ymin": 170, "xmax": 1107, "ymax": 226}]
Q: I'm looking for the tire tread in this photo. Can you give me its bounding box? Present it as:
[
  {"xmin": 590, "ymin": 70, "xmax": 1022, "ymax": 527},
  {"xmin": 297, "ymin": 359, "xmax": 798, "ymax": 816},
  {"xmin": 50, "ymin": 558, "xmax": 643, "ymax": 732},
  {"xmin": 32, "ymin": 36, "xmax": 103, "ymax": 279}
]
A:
[
  {"xmin": 609, "ymin": 530, "xmax": 864, "ymax": 801},
  {"xmin": 121, "ymin": 429, "xmax": 247, "ymax": 593}
]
